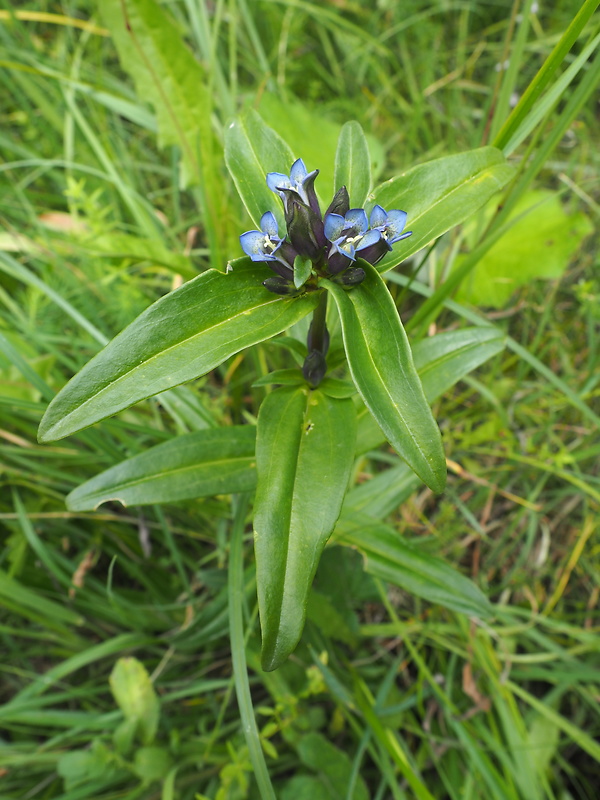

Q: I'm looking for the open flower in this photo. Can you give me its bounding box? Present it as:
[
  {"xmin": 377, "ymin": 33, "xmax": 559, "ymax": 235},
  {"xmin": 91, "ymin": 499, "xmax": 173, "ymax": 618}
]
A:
[
  {"xmin": 240, "ymin": 211, "xmax": 297, "ymax": 280},
  {"xmin": 353, "ymin": 205, "xmax": 412, "ymax": 265},
  {"xmin": 324, "ymin": 208, "xmax": 372, "ymax": 273},
  {"xmin": 240, "ymin": 211, "xmax": 283, "ymax": 262},
  {"xmin": 267, "ymin": 158, "xmax": 320, "ymax": 216},
  {"xmin": 369, "ymin": 205, "xmax": 411, "ymax": 248}
]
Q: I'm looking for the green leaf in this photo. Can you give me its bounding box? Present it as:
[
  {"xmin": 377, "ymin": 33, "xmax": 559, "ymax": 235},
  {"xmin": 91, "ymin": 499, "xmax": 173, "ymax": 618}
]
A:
[
  {"xmin": 99, "ymin": 0, "xmax": 224, "ymax": 264},
  {"xmin": 109, "ymin": 657, "xmax": 160, "ymax": 745},
  {"xmin": 99, "ymin": 0, "xmax": 214, "ymax": 191},
  {"xmin": 58, "ymin": 741, "xmax": 120, "ymax": 791},
  {"xmin": 66, "ymin": 427, "xmax": 257, "ymax": 511},
  {"xmin": 454, "ymin": 190, "xmax": 594, "ymax": 307},
  {"xmin": 133, "ymin": 746, "xmax": 173, "ymax": 784},
  {"xmin": 38, "ymin": 260, "xmax": 320, "ymax": 442},
  {"xmin": 324, "ymin": 263, "xmax": 446, "ymax": 493},
  {"xmin": 334, "ymin": 121, "xmax": 371, "ymax": 208},
  {"xmin": 256, "ymin": 94, "xmax": 385, "ymax": 202},
  {"xmin": 87, "ymin": 233, "xmax": 196, "ymax": 279},
  {"xmin": 355, "ymin": 325, "xmax": 506, "ymax": 455},
  {"xmin": 254, "ymin": 387, "xmax": 356, "ymax": 670},
  {"xmin": 225, "ymin": 110, "xmax": 295, "ymax": 231},
  {"xmin": 371, "ymin": 147, "xmax": 515, "ymax": 272},
  {"xmin": 412, "ymin": 326, "xmax": 506, "ymax": 400},
  {"xmin": 334, "ymin": 514, "xmax": 492, "ymax": 619},
  {"xmin": 252, "ymin": 369, "xmax": 305, "ymax": 388},
  {"xmin": 294, "ymin": 255, "xmax": 313, "ymax": 289},
  {"xmin": 294, "ymin": 732, "xmax": 370, "ymax": 800},
  {"xmin": 318, "ymin": 377, "xmax": 357, "ymax": 399}
]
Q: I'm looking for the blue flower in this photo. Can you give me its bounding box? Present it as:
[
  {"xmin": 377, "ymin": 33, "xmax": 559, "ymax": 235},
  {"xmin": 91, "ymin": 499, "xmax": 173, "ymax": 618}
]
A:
[
  {"xmin": 267, "ymin": 158, "xmax": 320, "ymax": 214},
  {"xmin": 324, "ymin": 208, "xmax": 382, "ymax": 273},
  {"xmin": 369, "ymin": 205, "xmax": 412, "ymax": 250},
  {"xmin": 239, "ymin": 211, "xmax": 283, "ymax": 262}
]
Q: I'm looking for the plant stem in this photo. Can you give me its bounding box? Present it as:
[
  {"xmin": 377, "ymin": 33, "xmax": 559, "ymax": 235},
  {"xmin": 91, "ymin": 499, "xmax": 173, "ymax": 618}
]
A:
[{"xmin": 309, "ymin": 290, "xmax": 328, "ymax": 355}]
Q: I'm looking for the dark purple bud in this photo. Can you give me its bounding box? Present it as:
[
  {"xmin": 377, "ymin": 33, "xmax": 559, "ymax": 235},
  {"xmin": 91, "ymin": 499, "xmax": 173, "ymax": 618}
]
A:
[
  {"xmin": 302, "ymin": 349, "xmax": 327, "ymax": 387},
  {"xmin": 263, "ymin": 276, "xmax": 297, "ymax": 295},
  {"xmin": 302, "ymin": 169, "xmax": 322, "ymax": 218},
  {"xmin": 339, "ymin": 267, "xmax": 366, "ymax": 286},
  {"xmin": 327, "ymin": 248, "xmax": 354, "ymax": 275},
  {"xmin": 355, "ymin": 237, "xmax": 389, "ymax": 265},
  {"xmin": 324, "ymin": 186, "xmax": 350, "ymax": 219},
  {"xmin": 269, "ymin": 242, "xmax": 296, "ymax": 279},
  {"xmin": 282, "ymin": 190, "xmax": 324, "ymax": 261}
]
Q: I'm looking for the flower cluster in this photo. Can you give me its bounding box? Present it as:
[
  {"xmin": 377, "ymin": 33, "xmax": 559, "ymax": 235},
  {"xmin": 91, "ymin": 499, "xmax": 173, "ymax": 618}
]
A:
[{"xmin": 240, "ymin": 158, "xmax": 412, "ymax": 294}]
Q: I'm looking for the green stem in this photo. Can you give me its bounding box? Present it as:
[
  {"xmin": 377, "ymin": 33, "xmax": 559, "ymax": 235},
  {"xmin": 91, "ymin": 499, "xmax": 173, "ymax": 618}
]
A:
[
  {"xmin": 228, "ymin": 494, "xmax": 277, "ymax": 800},
  {"xmin": 309, "ymin": 290, "xmax": 328, "ymax": 355}
]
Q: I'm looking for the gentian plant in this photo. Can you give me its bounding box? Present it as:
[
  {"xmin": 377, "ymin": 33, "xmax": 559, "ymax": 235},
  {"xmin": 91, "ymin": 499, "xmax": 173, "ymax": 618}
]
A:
[{"xmin": 38, "ymin": 117, "xmax": 513, "ymax": 670}]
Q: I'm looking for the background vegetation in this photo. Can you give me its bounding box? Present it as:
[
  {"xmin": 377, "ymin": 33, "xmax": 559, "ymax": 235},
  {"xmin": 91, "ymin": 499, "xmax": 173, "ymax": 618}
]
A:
[{"xmin": 0, "ymin": 1, "xmax": 598, "ymax": 798}]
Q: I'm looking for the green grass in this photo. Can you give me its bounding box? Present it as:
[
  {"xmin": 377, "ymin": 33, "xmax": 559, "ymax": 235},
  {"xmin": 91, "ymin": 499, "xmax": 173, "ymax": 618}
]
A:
[{"xmin": 0, "ymin": 0, "xmax": 599, "ymax": 798}]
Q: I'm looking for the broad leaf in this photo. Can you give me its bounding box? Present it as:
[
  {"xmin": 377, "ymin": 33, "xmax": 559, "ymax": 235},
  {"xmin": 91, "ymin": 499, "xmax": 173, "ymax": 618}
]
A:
[
  {"xmin": 100, "ymin": 0, "xmax": 215, "ymax": 191},
  {"xmin": 100, "ymin": 0, "xmax": 225, "ymax": 264},
  {"xmin": 225, "ymin": 110, "xmax": 295, "ymax": 231},
  {"xmin": 109, "ymin": 658, "xmax": 159, "ymax": 746},
  {"xmin": 66, "ymin": 427, "xmax": 257, "ymax": 511},
  {"xmin": 371, "ymin": 147, "xmax": 515, "ymax": 271},
  {"xmin": 38, "ymin": 260, "xmax": 320, "ymax": 442},
  {"xmin": 334, "ymin": 121, "xmax": 371, "ymax": 208},
  {"xmin": 355, "ymin": 325, "xmax": 506, "ymax": 455},
  {"xmin": 256, "ymin": 94, "xmax": 385, "ymax": 202},
  {"xmin": 334, "ymin": 514, "xmax": 492, "ymax": 619},
  {"xmin": 324, "ymin": 263, "xmax": 446, "ymax": 493},
  {"xmin": 86, "ymin": 233, "xmax": 196, "ymax": 279},
  {"xmin": 254, "ymin": 387, "xmax": 356, "ymax": 670},
  {"xmin": 454, "ymin": 189, "xmax": 594, "ymax": 307}
]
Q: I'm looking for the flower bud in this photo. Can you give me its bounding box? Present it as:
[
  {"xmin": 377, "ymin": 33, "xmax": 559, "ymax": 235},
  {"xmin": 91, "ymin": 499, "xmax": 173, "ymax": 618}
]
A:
[
  {"xmin": 324, "ymin": 186, "xmax": 350, "ymax": 218},
  {"xmin": 282, "ymin": 190, "xmax": 324, "ymax": 261},
  {"xmin": 302, "ymin": 349, "xmax": 327, "ymax": 387},
  {"xmin": 338, "ymin": 266, "xmax": 366, "ymax": 286},
  {"xmin": 354, "ymin": 237, "xmax": 388, "ymax": 265},
  {"xmin": 263, "ymin": 276, "xmax": 297, "ymax": 295}
]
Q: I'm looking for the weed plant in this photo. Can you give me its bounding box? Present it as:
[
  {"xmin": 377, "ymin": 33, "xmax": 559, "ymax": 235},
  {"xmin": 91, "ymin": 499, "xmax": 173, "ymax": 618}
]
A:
[{"xmin": 0, "ymin": 1, "xmax": 598, "ymax": 799}]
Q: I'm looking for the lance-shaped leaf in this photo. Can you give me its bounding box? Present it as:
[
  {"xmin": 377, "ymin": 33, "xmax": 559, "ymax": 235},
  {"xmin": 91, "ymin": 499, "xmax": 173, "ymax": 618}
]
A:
[
  {"xmin": 355, "ymin": 325, "xmax": 506, "ymax": 455},
  {"xmin": 371, "ymin": 147, "xmax": 514, "ymax": 272},
  {"xmin": 38, "ymin": 260, "xmax": 320, "ymax": 442},
  {"xmin": 67, "ymin": 427, "xmax": 257, "ymax": 511},
  {"xmin": 254, "ymin": 387, "xmax": 356, "ymax": 671},
  {"xmin": 334, "ymin": 121, "xmax": 371, "ymax": 208},
  {"xmin": 100, "ymin": 0, "xmax": 216, "ymax": 191},
  {"xmin": 324, "ymin": 263, "xmax": 446, "ymax": 493},
  {"xmin": 225, "ymin": 111, "xmax": 295, "ymax": 232},
  {"xmin": 334, "ymin": 513, "xmax": 492, "ymax": 619}
]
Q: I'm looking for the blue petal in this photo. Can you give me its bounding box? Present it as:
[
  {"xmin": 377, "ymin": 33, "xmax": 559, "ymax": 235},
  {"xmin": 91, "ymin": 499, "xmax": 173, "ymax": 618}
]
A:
[
  {"xmin": 329, "ymin": 239, "xmax": 356, "ymax": 260},
  {"xmin": 260, "ymin": 211, "xmax": 279, "ymax": 237},
  {"xmin": 240, "ymin": 230, "xmax": 274, "ymax": 261},
  {"xmin": 369, "ymin": 204, "xmax": 387, "ymax": 229},
  {"xmin": 290, "ymin": 158, "xmax": 308, "ymax": 184},
  {"xmin": 345, "ymin": 208, "xmax": 368, "ymax": 234},
  {"xmin": 356, "ymin": 228, "xmax": 382, "ymax": 251},
  {"xmin": 324, "ymin": 213, "xmax": 346, "ymax": 242},
  {"xmin": 266, "ymin": 172, "xmax": 291, "ymax": 194},
  {"xmin": 385, "ymin": 209, "xmax": 408, "ymax": 237}
]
